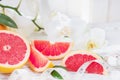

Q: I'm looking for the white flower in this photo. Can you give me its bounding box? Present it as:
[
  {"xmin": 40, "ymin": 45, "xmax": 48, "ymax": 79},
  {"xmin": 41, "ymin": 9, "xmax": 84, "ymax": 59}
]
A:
[
  {"xmin": 13, "ymin": 15, "xmax": 35, "ymax": 37},
  {"xmin": 43, "ymin": 12, "xmax": 71, "ymax": 41},
  {"xmin": 86, "ymin": 28, "xmax": 106, "ymax": 50},
  {"xmin": 43, "ymin": 12, "xmax": 106, "ymax": 51},
  {"xmin": 72, "ymin": 27, "xmax": 107, "ymax": 50},
  {"xmin": 47, "ymin": 0, "xmax": 67, "ymax": 13},
  {"xmin": 19, "ymin": 0, "xmax": 39, "ymax": 19},
  {"xmin": 0, "ymin": 0, "xmax": 19, "ymax": 7}
]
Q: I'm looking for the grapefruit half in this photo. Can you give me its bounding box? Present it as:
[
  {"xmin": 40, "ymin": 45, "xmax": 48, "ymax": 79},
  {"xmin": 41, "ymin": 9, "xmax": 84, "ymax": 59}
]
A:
[
  {"xmin": 63, "ymin": 50, "xmax": 106, "ymax": 74},
  {"xmin": 32, "ymin": 40, "xmax": 72, "ymax": 60},
  {"xmin": 0, "ymin": 30, "xmax": 30, "ymax": 73},
  {"xmin": 29, "ymin": 45, "xmax": 54, "ymax": 72}
]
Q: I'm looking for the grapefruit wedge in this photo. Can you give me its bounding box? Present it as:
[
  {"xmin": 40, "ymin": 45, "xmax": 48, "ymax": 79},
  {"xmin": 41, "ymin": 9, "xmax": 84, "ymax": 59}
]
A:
[
  {"xmin": 32, "ymin": 40, "xmax": 72, "ymax": 60},
  {"xmin": 63, "ymin": 50, "xmax": 106, "ymax": 75},
  {"xmin": 29, "ymin": 45, "xmax": 54, "ymax": 72},
  {"xmin": 0, "ymin": 30, "xmax": 30, "ymax": 73}
]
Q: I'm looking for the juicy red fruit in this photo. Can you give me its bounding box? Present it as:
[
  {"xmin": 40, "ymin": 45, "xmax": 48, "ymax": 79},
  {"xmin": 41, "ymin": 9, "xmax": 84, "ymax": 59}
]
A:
[
  {"xmin": 86, "ymin": 62, "xmax": 104, "ymax": 74},
  {"xmin": 34, "ymin": 40, "xmax": 49, "ymax": 52},
  {"xmin": 65, "ymin": 54, "xmax": 96, "ymax": 72},
  {"xmin": 33, "ymin": 40, "xmax": 70, "ymax": 57},
  {"xmin": 29, "ymin": 46, "xmax": 48, "ymax": 68},
  {"xmin": 0, "ymin": 33, "xmax": 27, "ymax": 65},
  {"xmin": 65, "ymin": 54, "xmax": 104, "ymax": 74}
]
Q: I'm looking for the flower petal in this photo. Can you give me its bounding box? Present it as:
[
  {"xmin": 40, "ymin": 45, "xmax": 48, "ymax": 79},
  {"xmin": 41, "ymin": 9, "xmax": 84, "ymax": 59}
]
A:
[{"xmin": 90, "ymin": 28, "xmax": 106, "ymax": 48}]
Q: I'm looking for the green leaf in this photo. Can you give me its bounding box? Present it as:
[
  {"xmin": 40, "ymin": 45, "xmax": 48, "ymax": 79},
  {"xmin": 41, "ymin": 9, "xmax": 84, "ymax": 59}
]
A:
[
  {"xmin": 0, "ymin": 13, "xmax": 17, "ymax": 28},
  {"xmin": 51, "ymin": 70, "xmax": 63, "ymax": 80}
]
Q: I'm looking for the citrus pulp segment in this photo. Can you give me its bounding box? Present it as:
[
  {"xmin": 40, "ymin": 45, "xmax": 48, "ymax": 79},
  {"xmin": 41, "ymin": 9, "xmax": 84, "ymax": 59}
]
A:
[
  {"xmin": 63, "ymin": 50, "xmax": 105, "ymax": 74},
  {"xmin": 32, "ymin": 40, "xmax": 72, "ymax": 60},
  {"xmin": 0, "ymin": 30, "xmax": 30, "ymax": 73},
  {"xmin": 29, "ymin": 45, "xmax": 54, "ymax": 72},
  {"xmin": 86, "ymin": 62, "xmax": 104, "ymax": 74}
]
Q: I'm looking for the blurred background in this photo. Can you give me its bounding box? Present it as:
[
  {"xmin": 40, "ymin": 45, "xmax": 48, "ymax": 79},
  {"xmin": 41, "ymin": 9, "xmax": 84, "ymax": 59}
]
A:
[{"xmin": 0, "ymin": 0, "xmax": 120, "ymax": 45}]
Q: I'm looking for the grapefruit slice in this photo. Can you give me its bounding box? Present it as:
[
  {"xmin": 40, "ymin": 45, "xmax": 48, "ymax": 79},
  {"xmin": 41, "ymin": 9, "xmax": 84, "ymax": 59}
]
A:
[
  {"xmin": 29, "ymin": 45, "xmax": 54, "ymax": 72},
  {"xmin": 32, "ymin": 40, "xmax": 72, "ymax": 59},
  {"xmin": 0, "ymin": 30, "xmax": 30, "ymax": 73},
  {"xmin": 63, "ymin": 50, "xmax": 105, "ymax": 74}
]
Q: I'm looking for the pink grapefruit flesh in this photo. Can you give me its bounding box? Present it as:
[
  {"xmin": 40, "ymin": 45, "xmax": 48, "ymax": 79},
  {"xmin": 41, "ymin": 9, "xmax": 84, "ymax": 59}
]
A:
[
  {"xmin": 0, "ymin": 30, "xmax": 30, "ymax": 73},
  {"xmin": 63, "ymin": 51, "xmax": 105, "ymax": 74},
  {"xmin": 29, "ymin": 45, "xmax": 54, "ymax": 72},
  {"xmin": 32, "ymin": 40, "xmax": 72, "ymax": 59},
  {"xmin": 86, "ymin": 62, "xmax": 104, "ymax": 74}
]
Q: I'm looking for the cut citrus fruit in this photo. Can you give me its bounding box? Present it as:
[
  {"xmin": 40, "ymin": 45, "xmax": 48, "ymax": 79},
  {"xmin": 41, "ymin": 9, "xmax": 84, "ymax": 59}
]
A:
[
  {"xmin": 0, "ymin": 24, "xmax": 7, "ymax": 30},
  {"xmin": 31, "ymin": 40, "xmax": 72, "ymax": 60},
  {"xmin": 29, "ymin": 45, "xmax": 54, "ymax": 72},
  {"xmin": 0, "ymin": 30, "xmax": 30, "ymax": 73},
  {"xmin": 63, "ymin": 50, "xmax": 105, "ymax": 74}
]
